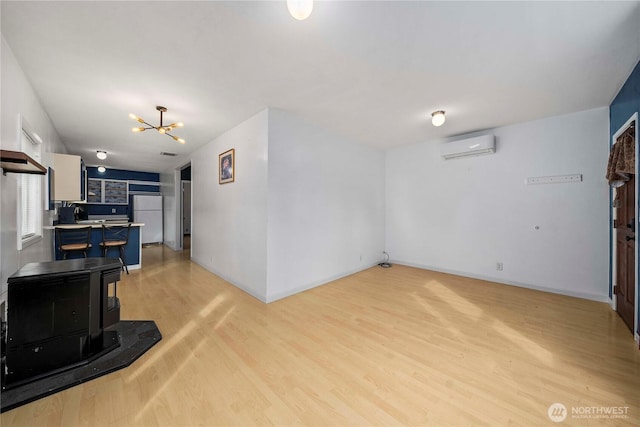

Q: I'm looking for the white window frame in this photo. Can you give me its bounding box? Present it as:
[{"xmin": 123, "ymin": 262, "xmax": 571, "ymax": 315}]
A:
[{"xmin": 17, "ymin": 115, "xmax": 43, "ymax": 250}]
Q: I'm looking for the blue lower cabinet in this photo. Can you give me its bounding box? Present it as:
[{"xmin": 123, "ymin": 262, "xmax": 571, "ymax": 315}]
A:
[{"xmin": 54, "ymin": 226, "xmax": 141, "ymax": 266}]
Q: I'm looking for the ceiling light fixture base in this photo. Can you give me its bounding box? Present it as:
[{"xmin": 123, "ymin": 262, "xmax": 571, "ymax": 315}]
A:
[
  {"xmin": 431, "ymin": 110, "xmax": 446, "ymax": 127},
  {"xmin": 287, "ymin": 0, "xmax": 313, "ymax": 20}
]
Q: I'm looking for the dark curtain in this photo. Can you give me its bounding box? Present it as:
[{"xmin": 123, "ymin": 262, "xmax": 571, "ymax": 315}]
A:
[{"xmin": 607, "ymin": 129, "xmax": 635, "ymax": 188}]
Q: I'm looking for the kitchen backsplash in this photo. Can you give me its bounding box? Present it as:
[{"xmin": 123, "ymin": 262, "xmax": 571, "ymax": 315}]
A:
[{"xmin": 84, "ymin": 166, "xmax": 161, "ymax": 220}]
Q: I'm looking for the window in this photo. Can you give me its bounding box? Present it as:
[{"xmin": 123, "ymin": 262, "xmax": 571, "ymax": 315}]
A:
[{"xmin": 18, "ymin": 126, "xmax": 43, "ymax": 249}]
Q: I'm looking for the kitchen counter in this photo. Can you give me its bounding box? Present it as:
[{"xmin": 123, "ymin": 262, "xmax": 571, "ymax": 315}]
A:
[
  {"xmin": 50, "ymin": 223, "xmax": 144, "ymax": 269},
  {"xmin": 53, "ymin": 222, "xmax": 144, "ymax": 228}
]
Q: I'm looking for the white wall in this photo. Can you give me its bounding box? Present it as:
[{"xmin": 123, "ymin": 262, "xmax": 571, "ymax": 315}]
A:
[
  {"xmin": 386, "ymin": 107, "xmax": 610, "ymax": 301},
  {"xmin": 266, "ymin": 109, "xmax": 385, "ymax": 302},
  {"xmin": 0, "ymin": 36, "xmax": 67, "ymax": 306},
  {"xmin": 183, "ymin": 108, "xmax": 385, "ymax": 303},
  {"xmin": 190, "ymin": 110, "xmax": 269, "ymax": 301}
]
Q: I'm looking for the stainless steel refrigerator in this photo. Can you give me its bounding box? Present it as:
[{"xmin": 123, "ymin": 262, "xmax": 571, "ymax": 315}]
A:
[{"xmin": 133, "ymin": 195, "xmax": 163, "ymax": 244}]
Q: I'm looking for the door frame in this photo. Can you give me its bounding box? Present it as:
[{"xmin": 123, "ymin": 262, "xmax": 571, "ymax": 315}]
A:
[
  {"xmin": 610, "ymin": 112, "xmax": 639, "ymax": 342},
  {"xmin": 181, "ymin": 179, "xmax": 191, "ymax": 237},
  {"xmin": 175, "ymin": 161, "xmax": 191, "ymax": 252}
]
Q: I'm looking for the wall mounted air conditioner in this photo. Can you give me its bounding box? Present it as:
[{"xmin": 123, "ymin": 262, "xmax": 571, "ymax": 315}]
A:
[{"xmin": 439, "ymin": 135, "xmax": 495, "ymax": 160}]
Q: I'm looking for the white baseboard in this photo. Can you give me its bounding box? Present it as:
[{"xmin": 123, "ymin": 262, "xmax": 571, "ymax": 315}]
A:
[
  {"xmin": 163, "ymin": 240, "xmax": 178, "ymax": 251},
  {"xmin": 392, "ymin": 260, "xmax": 610, "ymax": 303},
  {"xmin": 265, "ymin": 263, "xmax": 379, "ymax": 303},
  {"xmin": 190, "ymin": 257, "xmax": 268, "ymax": 303},
  {"xmin": 190, "ymin": 258, "xmax": 378, "ymax": 304}
]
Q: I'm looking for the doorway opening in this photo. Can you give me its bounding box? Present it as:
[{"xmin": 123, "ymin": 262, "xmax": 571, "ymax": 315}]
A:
[
  {"xmin": 179, "ymin": 163, "xmax": 191, "ymax": 252},
  {"xmin": 610, "ymin": 114, "xmax": 638, "ymax": 341}
]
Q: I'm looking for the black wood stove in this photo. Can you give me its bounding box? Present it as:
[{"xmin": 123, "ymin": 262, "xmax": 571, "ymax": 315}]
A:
[{"xmin": 2, "ymin": 258, "xmax": 122, "ymax": 388}]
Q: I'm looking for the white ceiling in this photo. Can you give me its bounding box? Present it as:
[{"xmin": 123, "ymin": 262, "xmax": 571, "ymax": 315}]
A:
[{"xmin": 2, "ymin": 1, "xmax": 640, "ymax": 172}]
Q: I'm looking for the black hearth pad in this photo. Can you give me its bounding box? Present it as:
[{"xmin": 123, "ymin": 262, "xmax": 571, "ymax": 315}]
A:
[{"xmin": 1, "ymin": 320, "xmax": 162, "ymax": 413}]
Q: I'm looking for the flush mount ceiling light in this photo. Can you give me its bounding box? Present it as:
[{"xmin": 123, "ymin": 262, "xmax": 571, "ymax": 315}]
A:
[
  {"xmin": 96, "ymin": 150, "xmax": 107, "ymax": 160},
  {"xmin": 431, "ymin": 111, "xmax": 446, "ymax": 127},
  {"xmin": 97, "ymin": 166, "xmax": 106, "ymax": 173},
  {"xmin": 129, "ymin": 106, "xmax": 185, "ymax": 144},
  {"xmin": 287, "ymin": 0, "xmax": 313, "ymax": 20}
]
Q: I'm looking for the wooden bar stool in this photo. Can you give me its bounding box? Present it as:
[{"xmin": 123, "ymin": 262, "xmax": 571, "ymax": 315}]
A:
[
  {"xmin": 56, "ymin": 226, "xmax": 92, "ymax": 259},
  {"xmin": 99, "ymin": 224, "xmax": 131, "ymax": 274}
]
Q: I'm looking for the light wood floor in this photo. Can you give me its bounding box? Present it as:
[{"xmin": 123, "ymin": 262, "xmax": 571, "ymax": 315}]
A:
[{"xmin": 2, "ymin": 246, "xmax": 639, "ymax": 426}]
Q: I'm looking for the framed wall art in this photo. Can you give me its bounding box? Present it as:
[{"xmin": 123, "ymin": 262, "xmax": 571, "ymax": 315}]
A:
[{"xmin": 219, "ymin": 148, "xmax": 235, "ymax": 184}]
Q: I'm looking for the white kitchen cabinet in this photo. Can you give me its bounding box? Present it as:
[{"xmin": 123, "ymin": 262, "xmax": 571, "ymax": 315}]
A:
[{"xmin": 53, "ymin": 153, "xmax": 86, "ymax": 202}]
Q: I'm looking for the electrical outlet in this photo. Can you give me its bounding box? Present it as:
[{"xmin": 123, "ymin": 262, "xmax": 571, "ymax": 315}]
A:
[{"xmin": 496, "ymin": 262, "xmax": 503, "ymax": 271}]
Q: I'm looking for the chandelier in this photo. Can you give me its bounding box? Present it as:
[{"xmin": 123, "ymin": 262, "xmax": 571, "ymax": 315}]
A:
[{"xmin": 129, "ymin": 106, "xmax": 185, "ymax": 144}]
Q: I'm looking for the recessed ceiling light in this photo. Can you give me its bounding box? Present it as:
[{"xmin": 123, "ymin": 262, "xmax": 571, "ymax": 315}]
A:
[
  {"xmin": 97, "ymin": 166, "xmax": 106, "ymax": 173},
  {"xmin": 96, "ymin": 150, "xmax": 107, "ymax": 160},
  {"xmin": 431, "ymin": 111, "xmax": 446, "ymax": 127}
]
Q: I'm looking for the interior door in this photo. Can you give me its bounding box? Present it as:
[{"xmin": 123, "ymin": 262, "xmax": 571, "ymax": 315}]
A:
[{"xmin": 615, "ymin": 174, "xmax": 636, "ymax": 333}]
